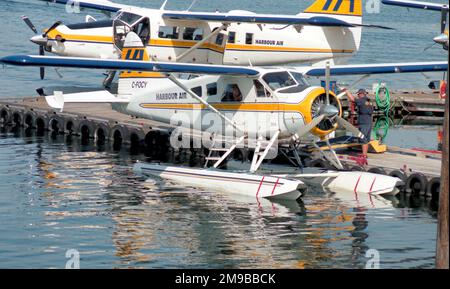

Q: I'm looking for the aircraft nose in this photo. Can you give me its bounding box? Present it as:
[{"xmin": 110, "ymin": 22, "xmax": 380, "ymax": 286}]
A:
[
  {"xmin": 30, "ymin": 35, "xmax": 48, "ymax": 46},
  {"xmin": 433, "ymin": 33, "xmax": 448, "ymax": 45},
  {"xmin": 320, "ymin": 104, "xmax": 339, "ymax": 117}
]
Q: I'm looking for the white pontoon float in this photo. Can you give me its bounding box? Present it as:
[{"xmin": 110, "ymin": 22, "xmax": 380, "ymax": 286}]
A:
[
  {"xmin": 226, "ymin": 162, "xmax": 404, "ymax": 196},
  {"xmin": 134, "ymin": 163, "xmax": 306, "ymax": 201}
]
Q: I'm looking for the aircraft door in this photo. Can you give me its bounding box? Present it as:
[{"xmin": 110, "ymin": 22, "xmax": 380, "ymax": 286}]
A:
[
  {"xmin": 113, "ymin": 19, "xmax": 132, "ymax": 51},
  {"xmin": 132, "ymin": 18, "xmax": 151, "ymax": 47},
  {"xmin": 113, "ymin": 13, "xmax": 150, "ymax": 52}
]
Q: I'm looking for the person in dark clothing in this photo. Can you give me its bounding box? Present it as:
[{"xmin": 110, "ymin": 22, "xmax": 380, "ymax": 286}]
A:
[{"xmin": 344, "ymin": 88, "xmax": 374, "ymax": 159}]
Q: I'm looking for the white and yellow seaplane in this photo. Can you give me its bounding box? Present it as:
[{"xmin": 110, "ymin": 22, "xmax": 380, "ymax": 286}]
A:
[
  {"xmin": 1, "ymin": 32, "xmax": 447, "ymax": 202},
  {"xmin": 25, "ymin": 0, "xmax": 392, "ymax": 81}
]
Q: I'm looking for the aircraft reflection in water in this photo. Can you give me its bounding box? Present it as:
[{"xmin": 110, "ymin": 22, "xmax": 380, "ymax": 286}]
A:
[{"xmin": 14, "ymin": 130, "xmax": 392, "ymax": 269}]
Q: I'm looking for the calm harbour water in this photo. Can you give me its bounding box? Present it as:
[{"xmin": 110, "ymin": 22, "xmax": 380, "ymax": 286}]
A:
[
  {"xmin": 0, "ymin": 0, "xmax": 446, "ymax": 269},
  {"xmin": 0, "ymin": 128, "xmax": 439, "ymax": 268}
]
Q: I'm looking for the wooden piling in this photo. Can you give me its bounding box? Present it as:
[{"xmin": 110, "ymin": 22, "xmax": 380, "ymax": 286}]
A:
[{"xmin": 436, "ymin": 76, "xmax": 449, "ymax": 269}]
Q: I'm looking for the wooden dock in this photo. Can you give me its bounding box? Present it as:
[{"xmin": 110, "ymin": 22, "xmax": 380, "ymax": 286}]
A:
[
  {"xmin": 0, "ymin": 96, "xmax": 175, "ymax": 147},
  {"xmin": 0, "ymin": 96, "xmax": 443, "ymax": 199},
  {"xmin": 341, "ymin": 90, "xmax": 445, "ymax": 119}
]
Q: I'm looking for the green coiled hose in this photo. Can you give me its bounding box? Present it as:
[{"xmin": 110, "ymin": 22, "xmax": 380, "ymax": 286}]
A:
[
  {"xmin": 375, "ymin": 82, "xmax": 391, "ymax": 114},
  {"xmin": 373, "ymin": 82, "xmax": 392, "ymax": 142}
]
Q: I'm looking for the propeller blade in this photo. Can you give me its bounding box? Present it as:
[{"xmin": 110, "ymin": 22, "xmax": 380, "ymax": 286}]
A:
[
  {"xmin": 325, "ymin": 61, "xmax": 330, "ymax": 106},
  {"xmin": 42, "ymin": 21, "xmax": 62, "ymax": 38},
  {"xmin": 441, "ymin": 7, "xmax": 448, "ymax": 34},
  {"xmin": 40, "ymin": 67, "xmax": 45, "ymax": 80},
  {"xmin": 21, "ymin": 16, "xmax": 38, "ymax": 34},
  {"xmin": 293, "ymin": 114, "xmax": 326, "ymax": 140},
  {"xmin": 39, "ymin": 45, "xmax": 45, "ymax": 80},
  {"xmin": 335, "ymin": 116, "xmax": 364, "ymax": 139},
  {"xmin": 423, "ymin": 42, "xmax": 437, "ymax": 52}
]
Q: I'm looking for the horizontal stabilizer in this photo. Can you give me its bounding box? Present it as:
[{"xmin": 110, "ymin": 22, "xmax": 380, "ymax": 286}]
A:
[{"xmin": 45, "ymin": 90, "xmax": 129, "ymax": 111}]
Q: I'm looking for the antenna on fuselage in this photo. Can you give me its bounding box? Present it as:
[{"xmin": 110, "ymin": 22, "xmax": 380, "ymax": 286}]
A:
[
  {"xmin": 186, "ymin": 0, "xmax": 198, "ymax": 11},
  {"xmin": 160, "ymin": 0, "xmax": 168, "ymax": 10}
]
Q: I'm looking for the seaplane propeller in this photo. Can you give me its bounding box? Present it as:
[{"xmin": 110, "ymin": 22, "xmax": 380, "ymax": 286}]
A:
[
  {"xmin": 434, "ymin": 5, "xmax": 449, "ymax": 50},
  {"xmin": 21, "ymin": 16, "xmax": 62, "ymax": 79},
  {"xmin": 308, "ymin": 61, "xmax": 364, "ymax": 140}
]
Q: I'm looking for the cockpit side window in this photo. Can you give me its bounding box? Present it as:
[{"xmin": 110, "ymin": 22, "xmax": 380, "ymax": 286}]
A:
[
  {"xmin": 221, "ymin": 84, "xmax": 242, "ymax": 102},
  {"xmin": 262, "ymin": 72, "xmax": 296, "ymax": 91}
]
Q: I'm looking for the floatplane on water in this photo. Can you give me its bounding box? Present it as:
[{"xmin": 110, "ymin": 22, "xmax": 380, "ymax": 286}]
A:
[{"xmin": 1, "ymin": 32, "xmax": 447, "ymax": 201}]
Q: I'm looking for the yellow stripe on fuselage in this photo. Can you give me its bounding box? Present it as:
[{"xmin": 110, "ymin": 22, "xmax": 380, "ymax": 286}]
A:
[
  {"xmin": 45, "ymin": 28, "xmax": 354, "ymax": 54},
  {"xmin": 46, "ymin": 29, "xmax": 113, "ymax": 43},
  {"xmin": 139, "ymin": 87, "xmax": 341, "ymax": 137},
  {"xmin": 225, "ymin": 44, "xmax": 354, "ymax": 53}
]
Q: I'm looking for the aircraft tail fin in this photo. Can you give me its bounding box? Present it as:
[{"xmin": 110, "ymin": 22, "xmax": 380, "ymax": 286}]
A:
[{"xmin": 303, "ymin": 0, "xmax": 363, "ymax": 17}]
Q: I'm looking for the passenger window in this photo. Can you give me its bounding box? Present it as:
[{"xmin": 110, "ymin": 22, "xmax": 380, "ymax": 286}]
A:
[
  {"xmin": 192, "ymin": 86, "xmax": 202, "ymax": 96},
  {"xmin": 183, "ymin": 27, "xmax": 203, "ymax": 41},
  {"xmin": 158, "ymin": 26, "xmax": 179, "ymax": 39},
  {"xmin": 228, "ymin": 32, "xmax": 236, "ymax": 44},
  {"xmin": 221, "ymin": 84, "xmax": 242, "ymax": 102},
  {"xmin": 254, "ymin": 80, "xmax": 271, "ymax": 98},
  {"xmin": 207, "ymin": 83, "xmax": 217, "ymax": 96},
  {"xmin": 245, "ymin": 33, "xmax": 253, "ymax": 45}
]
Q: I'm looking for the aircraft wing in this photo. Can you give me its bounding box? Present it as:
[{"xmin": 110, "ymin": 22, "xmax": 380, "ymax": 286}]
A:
[
  {"xmin": 0, "ymin": 55, "xmax": 260, "ymax": 76},
  {"xmin": 162, "ymin": 12, "xmax": 393, "ymax": 29},
  {"xmin": 300, "ymin": 61, "xmax": 448, "ymax": 76},
  {"xmin": 38, "ymin": 0, "xmax": 129, "ymax": 13},
  {"xmin": 382, "ymin": 0, "xmax": 448, "ymax": 11}
]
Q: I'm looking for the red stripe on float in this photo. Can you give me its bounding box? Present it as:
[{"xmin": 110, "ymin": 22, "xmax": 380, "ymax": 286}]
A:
[
  {"xmin": 369, "ymin": 177, "xmax": 377, "ymax": 193},
  {"xmin": 271, "ymin": 178, "xmax": 280, "ymax": 196},
  {"xmin": 354, "ymin": 175, "xmax": 362, "ymax": 193},
  {"xmin": 354, "ymin": 175, "xmax": 362, "ymax": 201},
  {"xmin": 256, "ymin": 176, "xmax": 265, "ymax": 198}
]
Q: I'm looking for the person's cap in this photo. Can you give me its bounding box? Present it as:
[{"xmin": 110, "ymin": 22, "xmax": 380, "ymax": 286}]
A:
[{"xmin": 356, "ymin": 88, "xmax": 368, "ymax": 95}]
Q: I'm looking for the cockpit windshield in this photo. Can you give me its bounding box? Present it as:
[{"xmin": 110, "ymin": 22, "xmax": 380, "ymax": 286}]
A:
[
  {"xmin": 290, "ymin": 72, "xmax": 309, "ymax": 87},
  {"xmin": 261, "ymin": 71, "xmax": 310, "ymax": 93},
  {"xmin": 262, "ymin": 72, "xmax": 297, "ymax": 90},
  {"xmin": 116, "ymin": 12, "xmax": 142, "ymax": 26}
]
